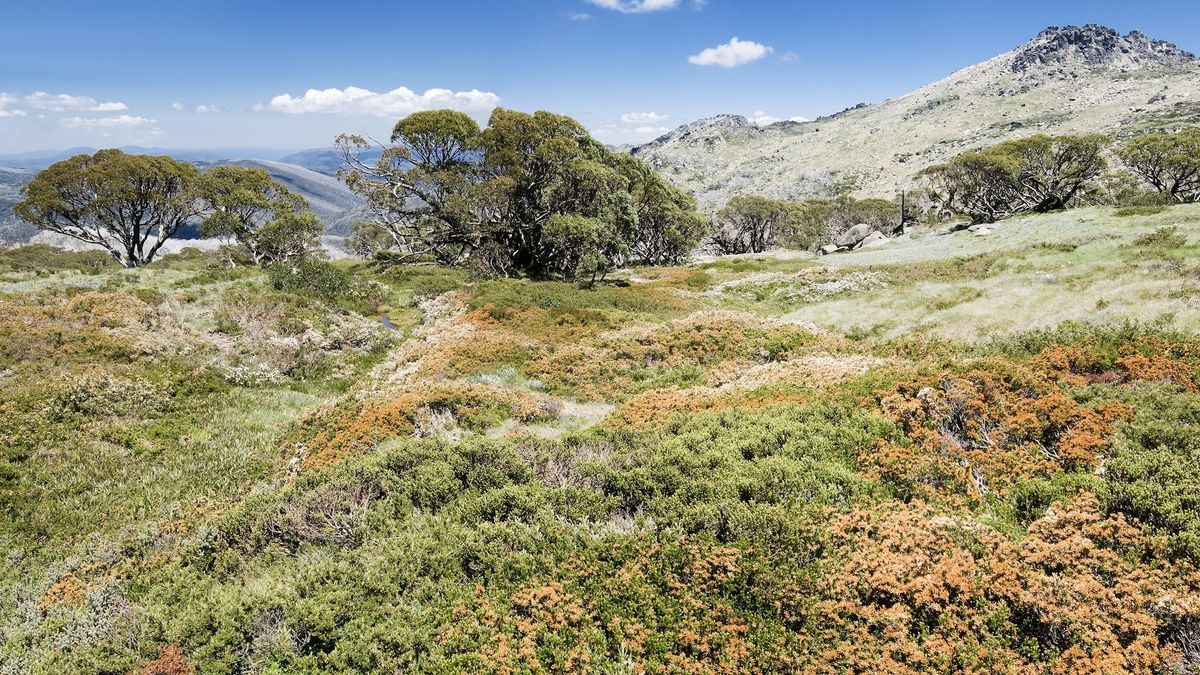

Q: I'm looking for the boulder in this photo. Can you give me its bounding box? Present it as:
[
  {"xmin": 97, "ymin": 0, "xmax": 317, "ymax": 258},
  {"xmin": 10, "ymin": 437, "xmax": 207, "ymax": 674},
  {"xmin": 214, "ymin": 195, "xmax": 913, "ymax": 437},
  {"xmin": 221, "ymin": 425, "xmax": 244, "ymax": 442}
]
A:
[
  {"xmin": 835, "ymin": 223, "xmax": 874, "ymax": 248},
  {"xmin": 973, "ymin": 226, "xmax": 993, "ymax": 236},
  {"xmin": 856, "ymin": 231, "xmax": 889, "ymax": 249},
  {"xmin": 818, "ymin": 244, "xmax": 842, "ymax": 256}
]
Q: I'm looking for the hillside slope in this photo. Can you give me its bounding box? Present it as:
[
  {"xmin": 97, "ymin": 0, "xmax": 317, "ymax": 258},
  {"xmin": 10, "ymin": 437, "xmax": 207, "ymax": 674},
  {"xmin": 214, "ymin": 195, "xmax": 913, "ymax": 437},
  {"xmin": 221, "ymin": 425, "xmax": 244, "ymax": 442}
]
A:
[
  {"xmin": 205, "ymin": 159, "xmax": 366, "ymax": 236},
  {"xmin": 633, "ymin": 25, "xmax": 1200, "ymax": 208},
  {"xmin": 2, "ymin": 205, "xmax": 1199, "ymax": 672}
]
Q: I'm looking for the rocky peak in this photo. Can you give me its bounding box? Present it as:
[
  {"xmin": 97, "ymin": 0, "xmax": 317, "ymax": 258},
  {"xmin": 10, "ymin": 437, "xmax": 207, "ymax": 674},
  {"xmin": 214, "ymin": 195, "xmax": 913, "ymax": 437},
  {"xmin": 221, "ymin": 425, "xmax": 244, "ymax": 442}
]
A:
[
  {"xmin": 1010, "ymin": 24, "xmax": 1196, "ymax": 73},
  {"xmin": 631, "ymin": 114, "xmax": 756, "ymax": 155}
]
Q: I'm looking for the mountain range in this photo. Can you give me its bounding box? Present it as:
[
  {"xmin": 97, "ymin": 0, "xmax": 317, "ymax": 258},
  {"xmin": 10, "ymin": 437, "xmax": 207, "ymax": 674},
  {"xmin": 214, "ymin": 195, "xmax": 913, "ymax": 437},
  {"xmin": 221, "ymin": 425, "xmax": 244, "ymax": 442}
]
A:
[{"xmin": 631, "ymin": 24, "xmax": 1200, "ymax": 207}]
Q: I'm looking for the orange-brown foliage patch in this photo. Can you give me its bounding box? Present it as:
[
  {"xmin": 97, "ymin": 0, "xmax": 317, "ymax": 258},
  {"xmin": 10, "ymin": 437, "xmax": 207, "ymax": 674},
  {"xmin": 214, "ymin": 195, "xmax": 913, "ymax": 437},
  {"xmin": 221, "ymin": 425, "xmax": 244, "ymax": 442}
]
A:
[
  {"xmin": 138, "ymin": 645, "xmax": 195, "ymax": 675},
  {"xmin": 1032, "ymin": 338, "xmax": 1200, "ymax": 392},
  {"xmin": 36, "ymin": 573, "xmax": 87, "ymax": 611},
  {"xmin": 812, "ymin": 496, "xmax": 1198, "ymax": 674},
  {"xmin": 874, "ymin": 366, "xmax": 1130, "ymax": 501},
  {"xmin": 303, "ymin": 383, "xmax": 554, "ymax": 470}
]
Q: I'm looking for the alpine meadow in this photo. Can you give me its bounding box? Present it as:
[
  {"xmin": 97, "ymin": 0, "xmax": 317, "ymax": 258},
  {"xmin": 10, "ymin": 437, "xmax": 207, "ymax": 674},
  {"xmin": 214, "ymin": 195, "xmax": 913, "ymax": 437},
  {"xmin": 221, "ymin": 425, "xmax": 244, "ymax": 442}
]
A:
[{"xmin": 3, "ymin": 3, "xmax": 1200, "ymax": 674}]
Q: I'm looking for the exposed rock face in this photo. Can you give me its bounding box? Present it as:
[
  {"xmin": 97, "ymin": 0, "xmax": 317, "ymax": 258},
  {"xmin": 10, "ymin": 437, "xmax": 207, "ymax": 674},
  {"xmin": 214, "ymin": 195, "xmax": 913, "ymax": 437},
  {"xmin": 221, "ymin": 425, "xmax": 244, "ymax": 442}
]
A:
[
  {"xmin": 1010, "ymin": 24, "xmax": 1196, "ymax": 73},
  {"xmin": 855, "ymin": 231, "xmax": 889, "ymax": 249},
  {"xmin": 630, "ymin": 25, "xmax": 1200, "ymax": 209}
]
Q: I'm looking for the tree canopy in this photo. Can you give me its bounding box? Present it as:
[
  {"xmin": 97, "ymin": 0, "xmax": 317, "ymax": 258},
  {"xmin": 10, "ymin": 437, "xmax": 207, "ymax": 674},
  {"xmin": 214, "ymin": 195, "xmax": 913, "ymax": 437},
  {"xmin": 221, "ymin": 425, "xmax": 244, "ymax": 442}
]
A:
[
  {"xmin": 15, "ymin": 152, "xmax": 324, "ymax": 268},
  {"xmin": 337, "ymin": 108, "xmax": 705, "ymax": 281},
  {"xmin": 709, "ymin": 195, "xmax": 795, "ymax": 254},
  {"xmin": 14, "ymin": 149, "xmax": 204, "ymax": 267},
  {"xmin": 201, "ymin": 166, "xmax": 324, "ymax": 265},
  {"xmin": 1118, "ymin": 128, "xmax": 1200, "ymax": 204},
  {"xmin": 920, "ymin": 134, "xmax": 1109, "ymax": 223}
]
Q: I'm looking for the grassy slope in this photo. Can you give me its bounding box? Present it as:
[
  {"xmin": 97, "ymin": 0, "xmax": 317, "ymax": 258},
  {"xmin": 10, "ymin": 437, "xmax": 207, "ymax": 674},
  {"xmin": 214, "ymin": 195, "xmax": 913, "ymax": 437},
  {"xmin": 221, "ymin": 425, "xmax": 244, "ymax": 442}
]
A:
[{"xmin": 1, "ymin": 206, "xmax": 1199, "ymax": 673}]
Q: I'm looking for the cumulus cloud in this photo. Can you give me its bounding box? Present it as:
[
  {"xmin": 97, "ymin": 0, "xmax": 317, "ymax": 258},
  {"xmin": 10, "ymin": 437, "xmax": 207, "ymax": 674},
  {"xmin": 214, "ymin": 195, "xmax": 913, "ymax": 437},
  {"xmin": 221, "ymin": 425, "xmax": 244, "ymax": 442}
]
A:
[
  {"xmin": 748, "ymin": 111, "xmax": 808, "ymax": 126},
  {"xmin": 60, "ymin": 115, "xmax": 156, "ymax": 129},
  {"xmin": 688, "ymin": 37, "xmax": 773, "ymax": 68},
  {"xmin": 780, "ymin": 51, "xmax": 799, "ymax": 62},
  {"xmin": 586, "ymin": 0, "xmax": 678, "ymax": 13},
  {"xmin": 194, "ymin": 104, "xmax": 223, "ymax": 113},
  {"xmin": 25, "ymin": 91, "xmax": 127, "ymax": 112},
  {"xmin": 0, "ymin": 93, "xmax": 27, "ymax": 117},
  {"xmin": 634, "ymin": 125, "xmax": 670, "ymax": 134},
  {"xmin": 568, "ymin": 11, "xmax": 593, "ymax": 20},
  {"xmin": 170, "ymin": 102, "xmax": 185, "ymax": 111},
  {"xmin": 621, "ymin": 111, "xmax": 669, "ymax": 124},
  {"xmin": 267, "ymin": 85, "xmax": 500, "ymax": 116}
]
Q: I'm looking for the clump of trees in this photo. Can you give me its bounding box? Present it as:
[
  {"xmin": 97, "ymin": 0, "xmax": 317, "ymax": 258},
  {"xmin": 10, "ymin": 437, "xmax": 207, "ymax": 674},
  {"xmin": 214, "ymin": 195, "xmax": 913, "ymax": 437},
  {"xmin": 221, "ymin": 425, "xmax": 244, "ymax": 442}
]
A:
[
  {"xmin": 708, "ymin": 195, "xmax": 795, "ymax": 254},
  {"xmin": 337, "ymin": 108, "xmax": 705, "ymax": 283},
  {"xmin": 1117, "ymin": 128, "xmax": 1200, "ymax": 203},
  {"xmin": 922, "ymin": 128, "xmax": 1200, "ymax": 224},
  {"xmin": 709, "ymin": 194, "xmax": 905, "ymax": 254},
  {"xmin": 15, "ymin": 149, "xmax": 322, "ymax": 268},
  {"xmin": 920, "ymin": 134, "xmax": 1110, "ymax": 223}
]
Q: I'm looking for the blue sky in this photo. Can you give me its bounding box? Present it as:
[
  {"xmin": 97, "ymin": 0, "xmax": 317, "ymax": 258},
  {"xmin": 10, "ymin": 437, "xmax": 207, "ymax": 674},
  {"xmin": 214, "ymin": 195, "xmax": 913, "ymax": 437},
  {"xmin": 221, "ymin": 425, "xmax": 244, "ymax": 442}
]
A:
[{"xmin": 0, "ymin": 0, "xmax": 1197, "ymax": 153}]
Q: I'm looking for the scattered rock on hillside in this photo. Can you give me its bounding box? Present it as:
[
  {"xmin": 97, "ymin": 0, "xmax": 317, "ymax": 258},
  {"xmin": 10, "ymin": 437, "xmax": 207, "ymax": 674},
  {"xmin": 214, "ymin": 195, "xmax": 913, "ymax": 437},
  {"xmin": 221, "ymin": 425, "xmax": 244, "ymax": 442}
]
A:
[
  {"xmin": 856, "ymin": 231, "xmax": 889, "ymax": 249},
  {"xmin": 836, "ymin": 223, "xmax": 874, "ymax": 248},
  {"xmin": 819, "ymin": 244, "xmax": 842, "ymax": 256}
]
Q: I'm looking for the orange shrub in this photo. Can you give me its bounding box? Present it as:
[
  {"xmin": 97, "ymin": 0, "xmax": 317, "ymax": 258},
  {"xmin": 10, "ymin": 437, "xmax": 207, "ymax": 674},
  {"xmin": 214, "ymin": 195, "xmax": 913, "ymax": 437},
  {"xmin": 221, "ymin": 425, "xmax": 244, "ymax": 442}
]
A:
[
  {"xmin": 875, "ymin": 366, "xmax": 1129, "ymax": 501},
  {"xmin": 303, "ymin": 384, "xmax": 554, "ymax": 469},
  {"xmin": 138, "ymin": 645, "xmax": 195, "ymax": 675}
]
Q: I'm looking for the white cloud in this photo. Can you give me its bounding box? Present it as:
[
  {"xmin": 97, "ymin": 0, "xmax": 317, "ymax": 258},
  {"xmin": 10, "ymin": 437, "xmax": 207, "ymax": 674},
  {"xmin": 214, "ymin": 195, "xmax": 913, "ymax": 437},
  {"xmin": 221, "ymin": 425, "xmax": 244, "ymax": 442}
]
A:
[
  {"xmin": 634, "ymin": 125, "xmax": 670, "ymax": 134},
  {"xmin": 194, "ymin": 104, "xmax": 223, "ymax": 114},
  {"xmin": 0, "ymin": 93, "xmax": 26, "ymax": 117},
  {"xmin": 170, "ymin": 102, "xmax": 185, "ymax": 111},
  {"xmin": 748, "ymin": 111, "xmax": 808, "ymax": 126},
  {"xmin": 688, "ymin": 37, "xmax": 773, "ymax": 68},
  {"xmin": 24, "ymin": 91, "xmax": 127, "ymax": 112},
  {"xmin": 568, "ymin": 11, "xmax": 593, "ymax": 20},
  {"xmin": 586, "ymin": 0, "xmax": 678, "ymax": 13},
  {"xmin": 621, "ymin": 111, "xmax": 669, "ymax": 124},
  {"xmin": 267, "ymin": 85, "xmax": 500, "ymax": 116},
  {"xmin": 780, "ymin": 51, "xmax": 799, "ymax": 62},
  {"xmin": 60, "ymin": 115, "xmax": 157, "ymax": 129}
]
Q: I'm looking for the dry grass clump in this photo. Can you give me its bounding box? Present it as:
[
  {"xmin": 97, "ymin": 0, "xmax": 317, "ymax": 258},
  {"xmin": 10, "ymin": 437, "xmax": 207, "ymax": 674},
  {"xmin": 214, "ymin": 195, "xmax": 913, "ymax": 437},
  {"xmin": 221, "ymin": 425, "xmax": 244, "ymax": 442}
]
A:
[{"xmin": 711, "ymin": 267, "xmax": 891, "ymax": 304}]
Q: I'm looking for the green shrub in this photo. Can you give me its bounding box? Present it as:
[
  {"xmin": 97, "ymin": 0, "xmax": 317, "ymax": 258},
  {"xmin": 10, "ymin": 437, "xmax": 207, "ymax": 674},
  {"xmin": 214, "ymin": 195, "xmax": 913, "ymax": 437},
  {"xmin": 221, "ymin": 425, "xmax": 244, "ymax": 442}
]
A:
[
  {"xmin": 1115, "ymin": 205, "xmax": 1167, "ymax": 217},
  {"xmin": 1103, "ymin": 388, "xmax": 1200, "ymax": 560},
  {"xmin": 1130, "ymin": 226, "xmax": 1189, "ymax": 249},
  {"xmin": 268, "ymin": 261, "xmax": 387, "ymax": 314}
]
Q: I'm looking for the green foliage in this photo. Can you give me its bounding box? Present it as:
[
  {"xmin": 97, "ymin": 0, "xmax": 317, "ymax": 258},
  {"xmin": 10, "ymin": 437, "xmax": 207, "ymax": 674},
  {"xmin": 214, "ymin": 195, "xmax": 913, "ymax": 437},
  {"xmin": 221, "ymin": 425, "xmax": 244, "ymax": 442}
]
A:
[
  {"xmin": 709, "ymin": 195, "xmax": 795, "ymax": 254},
  {"xmin": 921, "ymin": 134, "xmax": 1110, "ymax": 223},
  {"xmin": 1103, "ymin": 387, "xmax": 1200, "ymax": 559},
  {"xmin": 1130, "ymin": 226, "xmax": 1189, "ymax": 249},
  {"xmin": 336, "ymin": 108, "xmax": 705, "ymax": 280},
  {"xmin": 201, "ymin": 165, "xmax": 324, "ymax": 265},
  {"xmin": 14, "ymin": 149, "xmax": 204, "ymax": 267},
  {"xmin": 267, "ymin": 260, "xmax": 386, "ymax": 313},
  {"xmin": 1118, "ymin": 128, "xmax": 1200, "ymax": 203},
  {"xmin": 0, "ymin": 243, "xmax": 117, "ymax": 274},
  {"xmin": 1115, "ymin": 205, "xmax": 1168, "ymax": 217}
]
